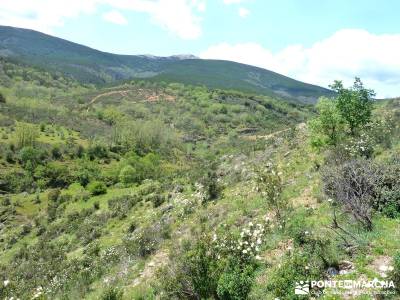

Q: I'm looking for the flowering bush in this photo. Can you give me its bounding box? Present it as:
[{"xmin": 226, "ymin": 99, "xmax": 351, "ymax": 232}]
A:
[
  {"xmin": 158, "ymin": 220, "xmax": 269, "ymax": 300},
  {"xmin": 213, "ymin": 221, "xmax": 268, "ymax": 262},
  {"xmin": 255, "ymin": 163, "xmax": 287, "ymax": 219},
  {"xmin": 343, "ymin": 131, "xmax": 374, "ymax": 158}
]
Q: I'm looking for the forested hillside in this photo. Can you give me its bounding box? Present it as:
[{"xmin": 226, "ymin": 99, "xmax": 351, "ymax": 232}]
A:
[{"xmin": 0, "ymin": 58, "xmax": 399, "ymax": 300}]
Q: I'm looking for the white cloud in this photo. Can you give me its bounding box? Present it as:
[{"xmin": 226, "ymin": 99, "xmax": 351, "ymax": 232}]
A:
[
  {"xmin": 200, "ymin": 29, "xmax": 400, "ymax": 98},
  {"xmin": 0, "ymin": 0, "xmax": 205, "ymax": 39},
  {"xmin": 103, "ymin": 10, "xmax": 128, "ymax": 25},
  {"xmin": 238, "ymin": 7, "xmax": 250, "ymax": 18},
  {"xmin": 108, "ymin": 0, "xmax": 205, "ymax": 39},
  {"xmin": 0, "ymin": 0, "xmax": 98, "ymax": 33},
  {"xmin": 223, "ymin": 0, "xmax": 245, "ymax": 4}
]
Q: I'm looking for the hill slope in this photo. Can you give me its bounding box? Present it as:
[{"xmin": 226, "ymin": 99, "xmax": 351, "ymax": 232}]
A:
[{"xmin": 0, "ymin": 25, "xmax": 333, "ymax": 103}]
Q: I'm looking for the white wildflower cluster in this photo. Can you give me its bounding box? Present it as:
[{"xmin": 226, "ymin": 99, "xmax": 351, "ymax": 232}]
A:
[
  {"xmin": 255, "ymin": 163, "xmax": 282, "ymax": 202},
  {"xmin": 101, "ymin": 246, "xmax": 120, "ymax": 262},
  {"xmin": 344, "ymin": 132, "xmax": 372, "ymax": 157},
  {"xmin": 213, "ymin": 221, "xmax": 268, "ymax": 262},
  {"xmin": 48, "ymin": 273, "xmax": 69, "ymax": 295},
  {"xmin": 173, "ymin": 194, "xmax": 196, "ymax": 217},
  {"xmin": 32, "ymin": 286, "xmax": 43, "ymax": 299},
  {"xmin": 237, "ymin": 222, "xmax": 266, "ymax": 260}
]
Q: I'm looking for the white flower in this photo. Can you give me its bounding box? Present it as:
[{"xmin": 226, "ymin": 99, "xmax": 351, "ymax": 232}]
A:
[
  {"xmin": 255, "ymin": 255, "xmax": 261, "ymax": 260},
  {"xmin": 304, "ymin": 231, "xmax": 309, "ymax": 235},
  {"xmin": 243, "ymin": 249, "xmax": 247, "ymax": 254},
  {"xmin": 4, "ymin": 280, "xmax": 10, "ymax": 287},
  {"xmin": 257, "ymin": 239, "xmax": 262, "ymax": 244}
]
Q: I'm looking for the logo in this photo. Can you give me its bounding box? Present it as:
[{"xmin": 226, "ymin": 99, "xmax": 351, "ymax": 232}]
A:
[
  {"xmin": 293, "ymin": 278, "xmax": 396, "ymax": 297},
  {"xmin": 295, "ymin": 281, "xmax": 309, "ymax": 295}
]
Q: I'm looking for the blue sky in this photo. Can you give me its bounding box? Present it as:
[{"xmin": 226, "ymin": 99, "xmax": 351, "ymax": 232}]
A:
[{"xmin": 1, "ymin": 0, "xmax": 400, "ymax": 97}]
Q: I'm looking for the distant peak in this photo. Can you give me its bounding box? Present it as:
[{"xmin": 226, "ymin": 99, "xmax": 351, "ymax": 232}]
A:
[
  {"xmin": 169, "ymin": 54, "xmax": 198, "ymax": 60},
  {"xmin": 137, "ymin": 54, "xmax": 198, "ymax": 60}
]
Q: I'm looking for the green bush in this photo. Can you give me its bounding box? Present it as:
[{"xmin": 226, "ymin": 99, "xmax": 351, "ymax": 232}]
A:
[
  {"xmin": 217, "ymin": 258, "xmax": 256, "ymax": 300},
  {"xmin": 108, "ymin": 194, "xmax": 140, "ymax": 219},
  {"xmin": 100, "ymin": 286, "xmax": 123, "ymax": 300},
  {"xmin": 123, "ymin": 222, "xmax": 168, "ymax": 257},
  {"xmin": 35, "ymin": 162, "xmax": 72, "ymax": 188},
  {"xmin": 87, "ymin": 181, "xmax": 107, "ymax": 196},
  {"xmin": 51, "ymin": 145, "xmax": 62, "ymax": 159},
  {"xmin": 119, "ymin": 165, "xmax": 137, "ymax": 185},
  {"xmin": 0, "ymin": 92, "xmax": 6, "ymax": 103},
  {"xmin": 48, "ymin": 188, "xmax": 61, "ymax": 202},
  {"xmin": 266, "ymin": 251, "xmax": 325, "ymax": 299},
  {"xmin": 19, "ymin": 146, "xmax": 42, "ymax": 169},
  {"xmin": 390, "ymin": 251, "xmax": 400, "ymax": 294}
]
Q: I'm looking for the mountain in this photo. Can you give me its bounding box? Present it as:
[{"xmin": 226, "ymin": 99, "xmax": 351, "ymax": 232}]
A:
[{"xmin": 0, "ymin": 25, "xmax": 332, "ymax": 102}]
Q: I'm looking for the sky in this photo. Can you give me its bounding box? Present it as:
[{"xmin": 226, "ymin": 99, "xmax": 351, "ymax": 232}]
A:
[{"xmin": 0, "ymin": 0, "xmax": 400, "ymax": 97}]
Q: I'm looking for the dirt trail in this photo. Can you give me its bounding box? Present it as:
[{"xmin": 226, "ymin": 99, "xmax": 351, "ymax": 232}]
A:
[
  {"xmin": 86, "ymin": 90, "xmax": 132, "ymax": 111},
  {"xmin": 131, "ymin": 250, "xmax": 169, "ymax": 287},
  {"xmin": 86, "ymin": 89, "xmax": 175, "ymax": 111},
  {"xmin": 244, "ymin": 122, "xmax": 306, "ymax": 141}
]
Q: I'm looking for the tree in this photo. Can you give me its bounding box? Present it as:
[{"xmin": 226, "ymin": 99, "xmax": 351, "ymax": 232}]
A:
[
  {"xmin": 308, "ymin": 97, "xmax": 345, "ymax": 148},
  {"xmin": 330, "ymin": 78, "xmax": 375, "ymax": 135},
  {"xmin": 14, "ymin": 122, "xmax": 39, "ymax": 149}
]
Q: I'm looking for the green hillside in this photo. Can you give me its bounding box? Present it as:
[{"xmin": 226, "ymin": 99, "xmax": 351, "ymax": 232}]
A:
[
  {"xmin": 0, "ymin": 58, "xmax": 400, "ymax": 299},
  {"xmin": 0, "ymin": 25, "xmax": 333, "ymax": 103}
]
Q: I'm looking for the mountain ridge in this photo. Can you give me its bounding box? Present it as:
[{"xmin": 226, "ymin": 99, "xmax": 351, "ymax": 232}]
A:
[{"xmin": 0, "ymin": 25, "xmax": 333, "ymax": 102}]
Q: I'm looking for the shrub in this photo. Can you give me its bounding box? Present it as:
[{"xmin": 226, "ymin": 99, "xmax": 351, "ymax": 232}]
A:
[
  {"xmin": 308, "ymin": 97, "xmax": 345, "ymax": 148},
  {"xmin": 123, "ymin": 221, "xmax": 168, "ymax": 257},
  {"xmin": 199, "ymin": 164, "xmax": 222, "ymax": 203},
  {"xmin": 100, "ymin": 286, "xmax": 123, "ymax": 300},
  {"xmin": 119, "ymin": 165, "xmax": 137, "ymax": 186},
  {"xmin": 76, "ymin": 218, "xmax": 103, "ymax": 245},
  {"xmin": 51, "ymin": 145, "xmax": 62, "ymax": 159},
  {"xmin": 158, "ymin": 223, "xmax": 265, "ymax": 300},
  {"xmin": 143, "ymin": 193, "xmax": 166, "ymax": 208},
  {"xmin": 14, "ymin": 122, "xmax": 39, "ymax": 148},
  {"xmin": 108, "ymin": 194, "xmax": 140, "ymax": 219},
  {"xmin": 48, "ymin": 188, "xmax": 61, "ymax": 202},
  {"xmin": 255, "ymin": 163, "xmax": 286, "ymax": 219},
  {"xmin": 35, "ymin": 163, "xmax": 72, "ymax": 188},
  {"xmin": 217, "ymin": 259, "xmax": 255, "ymax": 300},
  {"xmin": 157, "ymin": 235, "xmax": 219, "ymax": 299},
  {"xmin": 87, "ymin": 181, "xmax": 107, "ymax": 196},
  {"xmin": 373, "ymin": 157, "xmax": 400, "ymax": 218},
  {"xmin": 19, "ymin": 146, "xmax": 42, "ymax": 169},
  {"xmin": 87, "ymin": 142, "xmax": 109, "ymax": 160},
  {"xmin": 322, "ymin": 158, "xmax": 382, "ymax": 231},
  {"xmin": 5, "ymin": 150, "xmax": 14, "ymax": 163},
  {"xmin": 93, "ymin": 201, "xmax": 100, "ymax": 210},
  {"xmin": 390, "ymin": 251, "xmax": 400, "ymax": 294},
  {"xmin": 0, "ymin": 92, "xmax": 6, "ymax": 103},
  {"xmin": 266, "ymin": 251, "xmax": 325, "ymax": 299}
]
